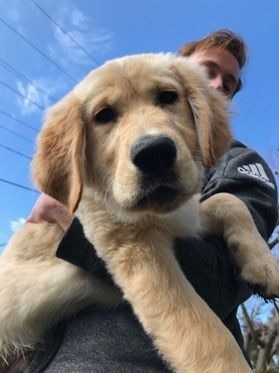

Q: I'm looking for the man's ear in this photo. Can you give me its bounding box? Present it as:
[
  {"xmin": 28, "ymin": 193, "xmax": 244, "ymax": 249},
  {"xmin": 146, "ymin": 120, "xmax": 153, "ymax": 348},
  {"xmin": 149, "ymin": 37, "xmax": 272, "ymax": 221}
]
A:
[
  {"xmin": 172, "ymin": 58, "xmax": 232, "ymax": 168},
  {"xmin": 32, "ymin": 94, "xmax": 85, "ymax": 213}
]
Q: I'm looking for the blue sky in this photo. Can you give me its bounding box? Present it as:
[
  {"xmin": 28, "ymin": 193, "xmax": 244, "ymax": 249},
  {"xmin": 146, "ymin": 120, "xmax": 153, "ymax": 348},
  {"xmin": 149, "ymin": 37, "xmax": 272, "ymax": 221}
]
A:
[{"xmin": 0, "ymin": 0, "xmax": 278, "ymax": 248}]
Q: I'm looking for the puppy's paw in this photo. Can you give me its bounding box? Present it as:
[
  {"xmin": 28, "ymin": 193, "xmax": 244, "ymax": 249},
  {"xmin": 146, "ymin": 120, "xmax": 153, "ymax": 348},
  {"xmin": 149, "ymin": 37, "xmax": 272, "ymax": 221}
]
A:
[
  {"xmin": 240, "ymin": 253, "xmax": 279, "ymax": 298},
  {"xmin": 228, "ymin": 233, "xmax": 279, "ymax": 298}
]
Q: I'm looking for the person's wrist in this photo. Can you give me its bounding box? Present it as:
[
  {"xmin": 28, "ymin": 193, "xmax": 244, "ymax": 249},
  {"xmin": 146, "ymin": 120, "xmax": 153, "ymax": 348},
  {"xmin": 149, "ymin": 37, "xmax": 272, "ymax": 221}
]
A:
[
  {"xmin": 53, "ymin": 206, "xmax": 73, "ymax": 231},
  {"xmin": 27, "ymin": 193, "xmax": 73, "ymax": 231}
]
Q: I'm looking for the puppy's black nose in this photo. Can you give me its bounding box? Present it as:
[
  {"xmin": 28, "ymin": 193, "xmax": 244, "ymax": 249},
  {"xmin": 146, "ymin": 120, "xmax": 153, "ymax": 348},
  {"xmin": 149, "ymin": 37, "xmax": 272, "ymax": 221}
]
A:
[{"xmin": 131, "ymin": 135, "xmax": 177, "ymax": 175}]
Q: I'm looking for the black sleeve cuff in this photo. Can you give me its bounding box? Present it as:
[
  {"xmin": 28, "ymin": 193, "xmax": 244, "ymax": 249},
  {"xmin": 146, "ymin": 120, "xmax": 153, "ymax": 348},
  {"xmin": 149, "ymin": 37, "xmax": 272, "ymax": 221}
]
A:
[{"xmin": 56, "ymin": 218, "xmax": 111, "ymax": 281}]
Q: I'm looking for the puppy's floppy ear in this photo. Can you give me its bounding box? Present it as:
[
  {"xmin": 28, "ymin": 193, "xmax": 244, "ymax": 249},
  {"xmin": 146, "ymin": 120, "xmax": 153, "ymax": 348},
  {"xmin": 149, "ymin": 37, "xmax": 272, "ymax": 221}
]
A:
[
  {"xmin": 172, "ymin": 58, "xmax": 232, "ymax": 168},
  {"xmin": 32, "ymin": 94, "xmax": 85, "ymax": 213}
]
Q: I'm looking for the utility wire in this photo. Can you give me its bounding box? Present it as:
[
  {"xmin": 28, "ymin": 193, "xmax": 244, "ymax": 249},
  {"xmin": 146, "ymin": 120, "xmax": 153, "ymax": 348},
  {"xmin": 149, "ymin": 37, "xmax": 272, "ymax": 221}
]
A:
[
  {"xmin": 0, "ymin": 16, "xmax": 78, "ymax": 83},
  {"xmin": 0, "ymin": 109, "xmax": 38, "ymax": 133},
  {"xmin": 0, "ymin": 243, "xmax": 7, "ymax": 247},
  {"xmin": 0, "ymin": 78, "xmax": 45, "ymax": 111},
  {"xmin": 0, "ymin": 177, "xmax": 39, "ymax": 193},
  {"xmin": 0, "ymin": 57, "xmax": 58, "ymax": 102},
  {"xmin": 0, "ymin": 124, "xmax": 34, "ymax": 143},
  {"xmin": 30, "ymin": 0, "xmax": 100, "ymax": 66},
  {"xmin": 0, "ymin": 143, "xmax": 32, "ymax": 160}
]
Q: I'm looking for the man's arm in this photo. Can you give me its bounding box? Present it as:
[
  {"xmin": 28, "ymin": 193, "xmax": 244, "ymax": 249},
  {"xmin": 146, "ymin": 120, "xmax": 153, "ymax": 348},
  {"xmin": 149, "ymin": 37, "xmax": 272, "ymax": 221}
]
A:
[
  {"xmin": 27, "ymin": 193, "xmax": 73, "ymax": 231},
  {"xmin": 174, "ymin": 235, "xmax": 251, "ymax": 320},
  {"xmin": 202, "ymin": 140, "xmax": 278, "ymax": 240},
  {"xmin": 176, "ymin": 141, "xmax": 278, "ymax": 319}
]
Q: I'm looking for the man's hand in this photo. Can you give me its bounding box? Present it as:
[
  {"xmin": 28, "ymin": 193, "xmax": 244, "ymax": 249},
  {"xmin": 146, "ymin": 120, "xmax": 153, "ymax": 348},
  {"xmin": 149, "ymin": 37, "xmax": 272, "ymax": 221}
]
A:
[{"xmin": 27, "ymin": 193, "xmax": 73, "ymax": 231}]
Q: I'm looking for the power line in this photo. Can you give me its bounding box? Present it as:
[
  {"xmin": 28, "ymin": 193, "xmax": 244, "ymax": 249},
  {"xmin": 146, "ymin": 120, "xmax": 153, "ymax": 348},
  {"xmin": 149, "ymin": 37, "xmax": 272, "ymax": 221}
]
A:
[
  {"xmin": 0, "ymin": 124, "xmax": 34, "ymax": 143},
  {"xmin": 0, "ymin": 16, "xmax": 78, "ymax": 83},
  {"xmin": 0, "ymin": 143, "xmax": 32, "ymax": 160},
  {"xmin": 0, "ymin": 78, "xmax": 45, "ymax": 111},
  {"xmin": 30, "ymin": 0, "xmax": 100, "ymax": 66},
  {"xmin": 0, "ymin": 177, "xmax": 39, "ymax": 193},
  {"xmin": 0, "ymin": 57, "xmax": 59, "ymax": 103},
  {"xmin": 0, "ymin": 109, "xmax": 38, "ymax": 133}
]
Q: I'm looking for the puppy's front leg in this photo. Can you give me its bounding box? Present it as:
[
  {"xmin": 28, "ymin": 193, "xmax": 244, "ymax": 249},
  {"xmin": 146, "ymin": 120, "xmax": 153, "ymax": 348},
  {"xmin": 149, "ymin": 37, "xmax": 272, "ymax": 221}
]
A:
[
  {"xmin": 201, "ymin": 193, "xmax": 279, "ymax": 298},
  {"xmin": 0, "ymin": 222, "xmax": 118, "ymax": 363},
  {"xmin": 93, "ymin": 222, "xmax": 251, "ymax": 373}
]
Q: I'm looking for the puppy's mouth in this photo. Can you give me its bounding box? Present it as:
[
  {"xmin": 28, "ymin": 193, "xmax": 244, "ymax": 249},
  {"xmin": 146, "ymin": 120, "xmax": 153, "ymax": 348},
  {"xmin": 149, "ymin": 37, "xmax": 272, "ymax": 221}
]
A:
[
  {"xmin": 130, "ymin": 182, "xmax": 187, "ymax": 213},
  {"xmin": 137, "ymin": 185, "xmax": 179, "ymax": 205}
]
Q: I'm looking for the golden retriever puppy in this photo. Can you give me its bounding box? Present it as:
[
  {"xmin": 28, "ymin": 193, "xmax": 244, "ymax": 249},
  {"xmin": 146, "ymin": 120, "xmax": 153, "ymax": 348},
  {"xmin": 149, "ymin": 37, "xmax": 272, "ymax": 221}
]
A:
[{"xmin": 1, "ymin": 54, "xmax": 277, "ymax": 372}]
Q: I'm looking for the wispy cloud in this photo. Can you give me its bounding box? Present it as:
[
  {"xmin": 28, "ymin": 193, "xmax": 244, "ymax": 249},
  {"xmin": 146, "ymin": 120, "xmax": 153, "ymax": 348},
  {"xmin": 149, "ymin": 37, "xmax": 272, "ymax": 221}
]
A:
[
  {"xmin": 10, "ymin": 217, "xmax": 26, "ymax": 232},
  {"xmin": 49, "ymin": 7, "xmax": 114, "ymax": 66},
  {"xmin": 16, "ymin": 77, "xmax": 67, "ymax": 115},
  {"xmin": 5, "ymin": 0, "xmax": 25, "ymax": 34},
  {"xmin": 15, "ymin": 4, "xmax": 114, "ymax": 116},
  {"xmin": 71, "ymin": 8, "xmax": 87, "ymax": 28},
  {"xmin": 17, "ymin": 81, "xmax": 42, "ymax": 115},
  {"xmin": 7, "ymin": 7, "xmax": 20, "ymax": 23}
]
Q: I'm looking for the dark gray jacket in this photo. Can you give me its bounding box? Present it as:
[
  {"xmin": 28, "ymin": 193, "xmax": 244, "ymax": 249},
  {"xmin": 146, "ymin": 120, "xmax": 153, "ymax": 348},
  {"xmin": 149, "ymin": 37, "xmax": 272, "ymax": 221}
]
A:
[{"xmin": 26, "ymin": 141, "xmax": 278, "ymax": 373}]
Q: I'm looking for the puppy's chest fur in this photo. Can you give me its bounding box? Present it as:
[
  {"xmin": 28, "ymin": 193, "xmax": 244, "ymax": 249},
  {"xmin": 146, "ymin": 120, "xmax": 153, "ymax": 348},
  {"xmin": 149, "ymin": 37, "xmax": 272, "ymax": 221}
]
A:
[{"xmin": 76, "ymin": 192, "xmax": 201, "ymax": 253}]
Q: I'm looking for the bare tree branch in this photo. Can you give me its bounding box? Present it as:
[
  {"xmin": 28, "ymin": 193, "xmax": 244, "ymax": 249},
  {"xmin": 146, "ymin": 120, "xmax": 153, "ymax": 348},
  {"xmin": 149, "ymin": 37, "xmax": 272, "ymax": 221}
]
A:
[
  {"xmin": 255, "ymin": 315, "xmax": 279, "ymax": 371},
  {"xmin": 240, "ymin": 303, "xmax": 265, "ymax": 348},
  {"xmin": 269, "ymin": 234, "xmax": 279, "ymax": 250},
  {"xmin": 273, "ymin": 300, "xmax": 279, "ymax": 315}
]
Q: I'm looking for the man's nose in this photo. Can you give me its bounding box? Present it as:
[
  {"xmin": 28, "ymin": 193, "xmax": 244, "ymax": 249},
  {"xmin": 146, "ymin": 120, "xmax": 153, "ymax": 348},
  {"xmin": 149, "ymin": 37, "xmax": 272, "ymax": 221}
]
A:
[{"xmin": 209, "ymin": 75, "xmax": 223, "ymax": 91}]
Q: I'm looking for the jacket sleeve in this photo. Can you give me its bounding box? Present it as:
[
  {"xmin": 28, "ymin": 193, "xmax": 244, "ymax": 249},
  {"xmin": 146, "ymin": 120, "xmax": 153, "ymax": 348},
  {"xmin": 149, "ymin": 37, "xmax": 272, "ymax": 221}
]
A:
[
  {"xmin": 174, "ymin": 141, "xmax": 278, "ymax": 318},
  {"xmin": 201, "ymin": 140, "xmax": 278, "ymax": 240},
  {"xmin": 56, "ymin": 218, "xmax": 114, "ymax": 284},
  {"xmin": 174, "ymin": 236, "xmax": 251, "ymax": 320}
]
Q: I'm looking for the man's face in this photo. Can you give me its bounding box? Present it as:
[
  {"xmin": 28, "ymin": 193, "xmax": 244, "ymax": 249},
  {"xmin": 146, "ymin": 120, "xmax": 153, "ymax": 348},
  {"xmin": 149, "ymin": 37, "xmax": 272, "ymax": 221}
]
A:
[{"xmin": 190, "ymin": 47, "xmax": 240, "ymax": 99}]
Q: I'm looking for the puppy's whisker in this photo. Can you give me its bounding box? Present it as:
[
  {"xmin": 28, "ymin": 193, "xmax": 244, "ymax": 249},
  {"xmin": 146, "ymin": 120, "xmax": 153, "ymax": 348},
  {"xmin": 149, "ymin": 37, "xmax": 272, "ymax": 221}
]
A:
[{"xmin": 101, "ymin": 171, "xmax": 113, "ymax": 203}]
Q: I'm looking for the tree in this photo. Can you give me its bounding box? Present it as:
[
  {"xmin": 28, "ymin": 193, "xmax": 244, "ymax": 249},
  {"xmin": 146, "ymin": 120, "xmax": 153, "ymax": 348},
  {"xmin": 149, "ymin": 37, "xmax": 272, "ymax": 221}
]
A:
[
  {"xmin": 239, "ymin": 151, "xmax": 279, "ymax": 372},
  {"xmin": 240, "ymin": 300, "xmax": 279, "ymax": 371}
]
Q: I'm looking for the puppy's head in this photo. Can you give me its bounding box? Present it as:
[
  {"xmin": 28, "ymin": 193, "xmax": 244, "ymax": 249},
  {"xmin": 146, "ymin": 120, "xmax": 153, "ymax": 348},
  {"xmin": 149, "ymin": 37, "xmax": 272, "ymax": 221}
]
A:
[{"xmin": 33, "ymin": 54, "xmax": 231, "ymax": 218}]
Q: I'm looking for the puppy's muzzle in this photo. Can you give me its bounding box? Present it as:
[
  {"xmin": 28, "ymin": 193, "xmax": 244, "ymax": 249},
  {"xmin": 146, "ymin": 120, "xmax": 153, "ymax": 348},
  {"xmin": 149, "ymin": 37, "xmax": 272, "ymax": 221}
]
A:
[{"xmin": 131, "ymin": 135, "xmax": 177, "ymax": 177}]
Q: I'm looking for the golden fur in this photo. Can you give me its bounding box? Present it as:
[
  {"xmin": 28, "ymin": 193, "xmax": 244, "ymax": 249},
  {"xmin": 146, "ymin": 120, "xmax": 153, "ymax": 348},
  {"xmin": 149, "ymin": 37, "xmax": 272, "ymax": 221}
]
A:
[{"xmin": 1, "ymin": 54, "xmax": 278, "ymax": 372}]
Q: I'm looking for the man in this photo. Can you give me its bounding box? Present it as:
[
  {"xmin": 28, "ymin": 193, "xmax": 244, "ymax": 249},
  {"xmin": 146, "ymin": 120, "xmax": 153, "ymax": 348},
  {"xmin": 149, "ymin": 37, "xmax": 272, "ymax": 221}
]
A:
[{"xmin": 17, "ymin": 30, "xmax": 278, "ymax": 372}]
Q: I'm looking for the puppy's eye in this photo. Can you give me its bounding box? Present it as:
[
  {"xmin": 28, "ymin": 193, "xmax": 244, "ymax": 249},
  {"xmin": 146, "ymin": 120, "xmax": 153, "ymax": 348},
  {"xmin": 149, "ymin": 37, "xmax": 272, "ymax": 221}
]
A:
[
  {"xmin": 95, "ymin": 107, "xmax": 117, "ymax": 124},
  {"xmin": 157, "ymin": 90, "xmax": 178, "ymax": 106}
]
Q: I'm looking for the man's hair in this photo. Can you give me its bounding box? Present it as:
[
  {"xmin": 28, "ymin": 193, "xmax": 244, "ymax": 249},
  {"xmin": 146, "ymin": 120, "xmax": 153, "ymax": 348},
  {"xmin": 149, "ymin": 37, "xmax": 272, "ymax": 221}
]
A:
[{"xmin": 178, "ymin": 29, "xmax": 247, "ymax": 95}]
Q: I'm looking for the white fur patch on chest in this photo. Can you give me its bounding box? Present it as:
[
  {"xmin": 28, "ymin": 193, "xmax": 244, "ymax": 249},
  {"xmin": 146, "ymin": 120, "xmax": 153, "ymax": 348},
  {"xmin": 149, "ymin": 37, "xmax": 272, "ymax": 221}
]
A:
[{"xmin": 162, "ymin": 194, "xmax": 201, "ymax": 237}]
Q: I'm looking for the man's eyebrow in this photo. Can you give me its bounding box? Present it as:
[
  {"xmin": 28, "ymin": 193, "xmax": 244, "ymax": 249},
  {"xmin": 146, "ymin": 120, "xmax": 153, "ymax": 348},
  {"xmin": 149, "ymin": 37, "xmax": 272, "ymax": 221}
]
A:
[
  {"xmin": 200, "ymin": 60, "xmax": 218, "ymax": 70},
  {"xmin": 202, "ymin": 60, "xmax": 237, "ymax": 87}
]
